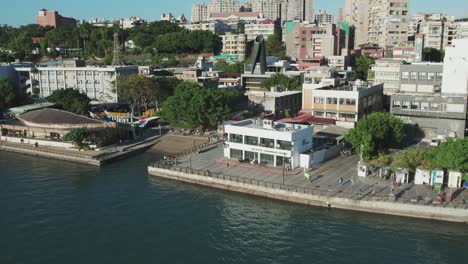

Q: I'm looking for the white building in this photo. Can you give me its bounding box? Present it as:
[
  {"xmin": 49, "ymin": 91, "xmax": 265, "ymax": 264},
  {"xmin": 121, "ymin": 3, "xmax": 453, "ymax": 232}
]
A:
[
  {"xmin": 15, "ymin": 66, "xmax": 139, "ymax": 103},
  {"xmin": 223, "ymin": 119, "xmax": 314, "ymax": 169},
  {"xmin": 244, "ymin": 20, "xmax": 278, "ymax": 41},
  {"xmin": 370, "ymin": 59, "xmax": 405, "ymax": 95},
  {"xmin": 442, "ymin": 38, "xmax": 468, "ymax": 97},
  {"xmin": 120, "ymin": 16, "xmax": 145, "ymax": 29}
]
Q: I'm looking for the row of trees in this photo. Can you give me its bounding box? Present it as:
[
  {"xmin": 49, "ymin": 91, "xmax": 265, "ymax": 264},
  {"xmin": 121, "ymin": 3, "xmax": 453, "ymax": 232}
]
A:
[
  {"xmin": 376, "ymin": 138, "xmax": 467, "ymax": 173},
  {"xmin": 213, "ymin": 61, "xmax": 244, "ymax": 73},
  {"xmin": 159, "ymin": 82, "xmax": 241, "ymax": 129},
  {"xmin": 0, "ymin": 21, "xmax": 222, "ymax": 62}
]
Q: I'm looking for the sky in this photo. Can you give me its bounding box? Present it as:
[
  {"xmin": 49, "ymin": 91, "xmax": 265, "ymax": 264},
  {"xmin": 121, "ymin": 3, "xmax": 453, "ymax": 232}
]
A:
[{"xmin": 1, "ymin": 0, "xmax": 468, "ymax": 26}]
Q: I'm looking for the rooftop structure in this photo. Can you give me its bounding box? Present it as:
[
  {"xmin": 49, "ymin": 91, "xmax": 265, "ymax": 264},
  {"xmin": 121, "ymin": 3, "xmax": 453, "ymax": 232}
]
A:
[{"xmin": 36, "ymin": 9, "xmax": 77, "ymax": 28}]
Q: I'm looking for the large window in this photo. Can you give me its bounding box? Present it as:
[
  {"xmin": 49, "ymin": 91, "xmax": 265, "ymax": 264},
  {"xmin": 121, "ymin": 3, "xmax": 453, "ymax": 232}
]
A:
[
  {"xmin": 428, "ymin": 72, "xmax": 435, "ymax": 80},
  {"xmin": 326, "ymin": 97, "xmax": 338, "ymax": 104},
  {"xmin": 229, "ymin": 134, "xmax": 243, "ymax": 144},
  {"xmin": 276, "ymin": 140, "xmax": 292, "ymax": 150},
  {"xmin": 436, "ymin": 73, "xmax": 443, "ymax": 80},
  {"xmin": 244, "ymin": 151, "xmax": 258, "ymax": 162},
  {"xmin": 410, "ymin": 72, "xmax": 418, "ymax": 80},
  {"xmin": 314, "ymin": 97, "xmax": 325, "ymax": 104},
  {"xmin": 339, "ymin": 98, "xmax": 356, "ymax": 105},
  {"xmin": 245, "ymin": 136, "xmax": 258, "ymax": 146},
  {"xmin": 411, "ymin": 102, "xmax": 420, "ymax": 110},
  {"xmin": 260, "ymin": 153, "xmax": 274, "ymax": 165},
  {"xmin": 401, "ymin": 72, "xmax": 409, "ymax": 80},
  {"xmin": 421, "ymin": 102, "xmax": 429, "ymax": 110},
  {"xmin": 419, "ymin": 72, "xmax": 427, "ymax": 80},
  {"xmin": 230, "ymin": 149, "xmax": 243, "ymax": 159},
  {"xmin": 260, "ymin": 138, "xmax": 275, "ymax": 148},
  {"xmin": 393, "ymin": 101, "xmax": 401, "ymax": 108}
]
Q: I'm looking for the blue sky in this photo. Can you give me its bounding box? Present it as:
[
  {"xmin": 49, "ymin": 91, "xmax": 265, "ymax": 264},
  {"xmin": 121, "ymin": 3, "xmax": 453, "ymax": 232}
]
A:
[{"xmin": 2, "ymin": 0, "xmax": 468, "ymax": 26}]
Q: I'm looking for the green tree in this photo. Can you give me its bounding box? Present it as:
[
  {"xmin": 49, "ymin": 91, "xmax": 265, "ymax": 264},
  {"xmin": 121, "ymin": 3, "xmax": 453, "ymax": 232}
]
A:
[
  {"xmin": 214, "ymin": 61, "xmax": 243, "ymax": 73},
  {"xmin": 265, "ymin": 34, "xmax": 286, "ymax": 59},
  {"xmin": 0, "ymin": 78, "xmax": 18, "ymax": 111},
  {"xmin": 423, "ymin": 48, "xmax": 444, "ymax": 62},
  {"xmin": 345, "ymin": 112, "xmax": 404, "ymax": 161},
  {"xmin": 261, "ymin": 73, "xmax": 301, "ymax": 91},
  {"xmin": 355, "ymin": 55, "xmax": 374, "ymax": 80},
  {"xmin": 63, "ymin": 127, "xmax": 89, "ymax": 149},
  {"xmin": 47, "ymin": 88, "xmax": 90, "ymax": 114},
  {"xmin": 159, "ymin": 82, "xmax": 240, "ymax": 129},
  {"xmin": 429, "ymin": 138, "xmax": 468, "ymax": 171}
]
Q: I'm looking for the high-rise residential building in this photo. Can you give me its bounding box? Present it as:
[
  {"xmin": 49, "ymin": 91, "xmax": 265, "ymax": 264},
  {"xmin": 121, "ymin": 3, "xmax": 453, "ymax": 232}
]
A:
[
  {"xmin": 251, "ymin": 0, "xmax": 283, "ymax": 21},
  {"xmin": 409, "ymin": 13, "xmax": 456, "ymax": 50},
  {"xmin": 314, "ymin": 10, "xmax": 334, "ymax": 24},
  {"xmin": 36, "ymin": 9, "xmax": 77, "ymax": 28},
  {"xmin": 286, "ymin": 0, "xmax": 315, "ymax": 22},
  {"xmin": 207, "ymin": 0, "xmax": 242, "ymax": 15},
  {"xmin": 442, "ymin": 38, "xmax": 468, "ymax": 97},
  {"xmin": 284, "ymin": 22, "xmax": 345, "ymax": 70},
  {"xmin": 367, "ymin": 0, "xmax": 410, "ymax": 47},
  {"xmin": 191, "ymin": 3, "xmax": 208, "ymax": 23},
  {"xmin": 342, "ymin": 0, "xmax": 410, "ymax": 48}
]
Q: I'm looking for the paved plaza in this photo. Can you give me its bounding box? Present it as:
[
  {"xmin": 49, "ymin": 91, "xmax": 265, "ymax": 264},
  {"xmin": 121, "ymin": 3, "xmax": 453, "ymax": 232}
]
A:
[{"xmin": 170, "ymin": 143, "xmax": 468, "ymax": 209}]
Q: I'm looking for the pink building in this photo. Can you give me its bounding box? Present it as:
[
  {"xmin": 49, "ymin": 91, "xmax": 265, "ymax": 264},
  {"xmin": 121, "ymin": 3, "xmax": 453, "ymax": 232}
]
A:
[
  {"xmin": 285, "ymin": 22, "xmax": 345, "ymax": 70},
  {"xmin": 36, "ymin": 9, "xmax": 77, "ymax": 28}
]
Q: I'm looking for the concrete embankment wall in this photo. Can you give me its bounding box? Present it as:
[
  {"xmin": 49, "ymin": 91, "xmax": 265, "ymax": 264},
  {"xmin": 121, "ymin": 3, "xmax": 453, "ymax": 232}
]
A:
[
  {"xmin": 0, "ymin": 145, "xmax": 101, "ymax": 166},
  {"xmin": 148, "ymin": 167, "xmax": 468, "ymax": 223}
]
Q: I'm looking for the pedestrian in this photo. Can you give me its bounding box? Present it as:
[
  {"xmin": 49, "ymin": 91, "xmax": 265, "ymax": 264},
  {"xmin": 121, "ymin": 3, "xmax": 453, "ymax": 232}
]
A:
[
  {"xmin": 227, "ymin": 161, "xmax": 229, "ymax": 167},
  {"xmin": 20, "ymin": 138, "xmax": 24, "ymax": 143},
  {"xmin": 339, "ymin": 177, "xmax": 343, "ymax": 185},
  {"xmin": 34, "ymin": 142, "xmax": 38, "ymax": 148}
]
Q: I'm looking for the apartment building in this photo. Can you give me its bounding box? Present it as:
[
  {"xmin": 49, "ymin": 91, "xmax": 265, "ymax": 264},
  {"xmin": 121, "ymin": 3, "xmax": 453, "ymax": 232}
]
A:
[
  {"xmin": 223, "ymin": 119, "xmax": 314, "ymax": 169},
  {"xmin": 250, "ymin": 0, "xmax": 283, "ymax": 21},
  {"xmin": 182, "ymin": 21, "xmax": 231, "ymax": 35},
  {"xmin": 244, "ymin": 20, "xmax": 281, "ymax": 41},
  {"xmin": 192, "ymin": 3, "xmax": 208, "ymax": 22},
  {"xmin": 221, "ymin": 33, "xmax": 248, "ymax": 61},
  {"xmin": 302, "ymin": 82, "xmax": 384, "ymax": 127},
  {"xmin": 284, "ymin": 22, "xmax": 345, "ymax": 70},
  {"xmin": 15, "ymin": 66, "xmax": 138, "ymax": 103},
  {"xmin": 207, "ymin": 0, "xmax": 242, "ymax": 15},
  {"xmin": 342, "ymin": 0, "xmax": 409, "ymax": 47},
  {"xmin": 314, "ymin": 10, "xmax": 334, "ymax": 24}
]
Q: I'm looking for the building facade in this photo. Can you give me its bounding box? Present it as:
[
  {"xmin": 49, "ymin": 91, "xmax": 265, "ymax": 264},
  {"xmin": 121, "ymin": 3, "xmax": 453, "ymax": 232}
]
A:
[
  {"xmin": 284, "ymin": 22, "xmax": 345, "ymax": 70},
  {"xmin": 246, "ymin": 91, "xmax": 303, "ymax": 119},
  {"xmin": 302, "ymin": 82, "xmax": 384, "ymax": 127},
  {"xmin": 191, "ymin": 3, "xmax": 208, "ymax": 22},
  {"xmin": 314, "ymin": 10, "xmax": 334, "ymax": 24},
  {"xmin": 223, "ymin": 119, "xmax": 313, "ymax": 169},
  {"xmin": 399, "ymin": 63, "xmax": 443, "ymax": 94},
  {"xmin": 221, "ymin": 33, "xmax": 248, "ymax": 61},
  {"xmin": 15, "ymin": 66, "xmax": 138, "ymax": 103},
  {"xmin": 370, "ymin": 59, "xmax": 405, "ymax": 95},
  {"xmin": 36, "ymin": 9, "xmax": 77, "ymax": 28},
  {"xmin": 244, "ymin": 20, "xmax": 281, "ymax": 41},
  {"xmin": 441, "ymin": 39, "xmax": 468, "ymax": 97}
]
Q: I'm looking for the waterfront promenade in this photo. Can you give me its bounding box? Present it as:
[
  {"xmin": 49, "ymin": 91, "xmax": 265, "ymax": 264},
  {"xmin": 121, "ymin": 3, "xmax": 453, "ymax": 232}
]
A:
[
  {"xmin": 0, "ymin": 134, "xmax": 161, "ymax": 166},
  {"xmin": 148, "ymin": 143, "xmax": 468, "ymax": 223}
]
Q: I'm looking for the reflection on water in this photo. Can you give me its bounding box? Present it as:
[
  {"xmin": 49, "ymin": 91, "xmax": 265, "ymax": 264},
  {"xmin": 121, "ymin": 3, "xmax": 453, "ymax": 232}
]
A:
[{"xmin": 1, "ymin": 151, "xmax": 467, "ymax": 264}]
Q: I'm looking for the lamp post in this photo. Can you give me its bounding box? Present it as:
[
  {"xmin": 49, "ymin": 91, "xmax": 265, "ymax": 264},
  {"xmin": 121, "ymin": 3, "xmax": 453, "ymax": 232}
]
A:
[{"xmin": 282, "ymin": 154, "xmax": 286, "ymax": 189}]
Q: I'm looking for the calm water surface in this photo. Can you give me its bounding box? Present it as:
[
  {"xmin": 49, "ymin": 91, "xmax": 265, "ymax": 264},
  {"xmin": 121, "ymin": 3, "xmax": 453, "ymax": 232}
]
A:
[{"xmin": 0, "ymin": 151, "xmax": 467, "ymax": 264}]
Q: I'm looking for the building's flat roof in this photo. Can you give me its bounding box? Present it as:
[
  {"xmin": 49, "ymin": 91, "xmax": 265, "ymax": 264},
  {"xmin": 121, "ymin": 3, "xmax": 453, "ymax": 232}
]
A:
[
  {"xmin": 227, "ymin": 119, "xmax": 310, "ymax": 133},
  {"xmin": 7, "ymin": 102, "xmax": 55, "ymax": 114},
  {"xmin": 246, "ymin": 91, "xmax": 301, "ymax": 97}
]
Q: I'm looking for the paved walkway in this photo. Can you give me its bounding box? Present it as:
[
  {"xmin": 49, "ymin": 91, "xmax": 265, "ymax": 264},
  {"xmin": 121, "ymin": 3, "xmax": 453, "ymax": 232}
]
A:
[{"xmin": 170, "ymin": 144, "xmax": 468, "ymax": 209}]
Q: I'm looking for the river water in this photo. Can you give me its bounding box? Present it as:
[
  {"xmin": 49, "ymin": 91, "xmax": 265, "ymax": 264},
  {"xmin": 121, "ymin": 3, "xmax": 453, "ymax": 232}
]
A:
[{"xmin": 1, "ymin": 151, "xmax": 467, "ymax": 264}]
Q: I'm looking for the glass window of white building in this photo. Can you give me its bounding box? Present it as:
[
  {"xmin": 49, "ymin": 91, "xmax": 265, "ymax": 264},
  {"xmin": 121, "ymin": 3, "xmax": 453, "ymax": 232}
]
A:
[
  {"xmin": 230, "ymin": 149, "xmax": 242, "ymax": 159},
  {"xmin": 260, "ymin": 138, "xmax": 274, "ymax": 148},
  {"xmin": 245, "ymin": 136, "xmax": 258, "ymax": 146},
  {"xmin": 229, "ymin": 134, "xmax": 243, "ymax": 143},
  {"xmin": 260, "ymin": 153, "xmax": 274, "ymax": 165}
]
